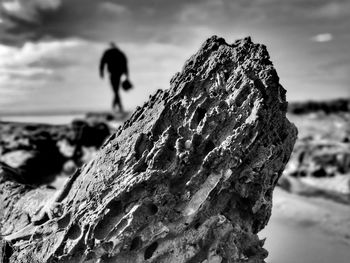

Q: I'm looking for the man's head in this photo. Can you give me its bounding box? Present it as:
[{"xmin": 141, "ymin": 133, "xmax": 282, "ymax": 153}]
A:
[{"xmin": 109, "ymin": 42, "xmax": 117, "ymax": 49}]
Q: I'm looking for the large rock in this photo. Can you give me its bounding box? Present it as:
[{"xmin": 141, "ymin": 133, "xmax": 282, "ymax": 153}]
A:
[{"xmin": 0, "ymin": 36, "xmax": 297, "ymax": 262}]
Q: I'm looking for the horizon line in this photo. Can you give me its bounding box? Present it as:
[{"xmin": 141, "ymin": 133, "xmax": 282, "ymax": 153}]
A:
[{"xmin": 0, "ymin": 108, "xmax": 114, "ymax": 117}]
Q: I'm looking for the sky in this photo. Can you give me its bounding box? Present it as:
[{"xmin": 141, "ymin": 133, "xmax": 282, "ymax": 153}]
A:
[{"xmin": 0, "ymin": 0, "xmax": 349, "ymax": 114}]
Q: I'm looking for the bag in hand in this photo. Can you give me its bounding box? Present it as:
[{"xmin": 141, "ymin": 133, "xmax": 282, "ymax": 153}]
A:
[{"xmin": 121, "ymin": 79, "xmax": 133, "ymax": 91}]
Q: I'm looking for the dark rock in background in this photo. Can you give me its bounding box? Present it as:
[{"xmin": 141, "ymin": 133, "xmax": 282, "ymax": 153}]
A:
[
  {"xmin": 0, "ymin": 36, "xmax": 297, "ymax": 262},
  {"xmin": 289, "ymin": 98, "xmax": 350, "ymax": 115},
  {"xmin": 0, "ymin": 118, "xmax": 113, "ymax": 185},
  {"xmin": 279, "ymin": 112, "xmax": 350, "ymax": 204}
]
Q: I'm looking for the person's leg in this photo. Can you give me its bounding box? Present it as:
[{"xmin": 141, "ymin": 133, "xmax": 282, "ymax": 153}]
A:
[
  {"xmin": 112, "ymin": 93, "xmax": 118, "ymax": 111},
  {"xmin": 110, "ymin": 75, "xmax": 122, "ymax": 112},
  {"xmin": 116, "ymin": 92, "xmax": 124, "ymax": 113},
  {"xmin": 113, "ymin": 92, "xmax": 123, "ymax": 113}
]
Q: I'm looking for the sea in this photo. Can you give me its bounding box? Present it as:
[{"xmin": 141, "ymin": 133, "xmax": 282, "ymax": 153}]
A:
[{"xmin": 0, "ymin": 113, "xmax": 86, "ymax": 125}]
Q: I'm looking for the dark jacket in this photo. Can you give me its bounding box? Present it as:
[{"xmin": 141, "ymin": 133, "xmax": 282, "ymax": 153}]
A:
[{"xmin": 100, "ymin": 48, "xmax": 128, "ymax": 77}]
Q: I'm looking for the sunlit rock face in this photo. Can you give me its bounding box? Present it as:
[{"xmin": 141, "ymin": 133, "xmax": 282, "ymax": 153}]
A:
[{"xmin": 2, "ymin": 36, "xmax": 297, "ymax": 262}]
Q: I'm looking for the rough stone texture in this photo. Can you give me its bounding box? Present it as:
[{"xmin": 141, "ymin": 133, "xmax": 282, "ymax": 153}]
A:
[{"xmin": 0, "ymin": 36, "xmax": 297, "ymax": 262}]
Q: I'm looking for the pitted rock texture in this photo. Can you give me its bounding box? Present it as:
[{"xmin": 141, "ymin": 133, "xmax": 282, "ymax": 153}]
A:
[{"xmin": 1, "ymin": 36, "xmax": 297, "ymax": 263}]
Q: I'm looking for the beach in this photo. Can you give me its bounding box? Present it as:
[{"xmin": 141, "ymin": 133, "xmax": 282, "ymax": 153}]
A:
[
  {"xmin": 1, "ymin": 113, "xmax": 349, "ymax": 262},
  {"xmin": 261, "ymin": 188, "xmax": 350, "ymax": 263}
]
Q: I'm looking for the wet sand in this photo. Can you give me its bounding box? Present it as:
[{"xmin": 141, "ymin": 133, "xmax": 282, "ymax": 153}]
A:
[
  {"xmin": 261, "ymin": 188, "xmax": 350, "ymax": 263},
  {"xmin": 262, "ymin": 217, "xmax": 349, "ymax": 263}
]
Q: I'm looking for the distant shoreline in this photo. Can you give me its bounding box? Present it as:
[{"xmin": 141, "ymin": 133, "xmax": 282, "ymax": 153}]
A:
[
  {"xmin": 0, "ymin": 113, "xmax": 86, "ymax": 125},
  {"xmin": 0, "ymin": 109, "xmax": 109, "ymax": 117},
  {"xmin": 0, "ymin": 110, "xmax": 131, "ymax": 125}
]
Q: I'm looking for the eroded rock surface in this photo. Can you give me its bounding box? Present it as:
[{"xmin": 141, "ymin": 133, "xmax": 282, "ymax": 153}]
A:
[{"xmin": 0, "ymin": 36, "xmax": 297, "ymax": 262}]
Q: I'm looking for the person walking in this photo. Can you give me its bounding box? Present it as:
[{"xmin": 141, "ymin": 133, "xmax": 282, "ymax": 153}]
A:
[{"xmin": 99, "ymin": 42, "xmax": 129, "ymax": 113}]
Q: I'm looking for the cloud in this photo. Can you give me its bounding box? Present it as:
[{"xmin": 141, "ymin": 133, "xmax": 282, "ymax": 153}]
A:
[
  {"xmin": 0, "ymin": 37, "xmax": 103, "ymax": 111},
  {"xmin": 310, "ymin": 1, "xmax": 350, "ymax": 19},
  {"xmin": 0, "ymin": 0, "xmax": 227, "ymax": 46},
  {"xmin": 311, "ymin": 33, "xmax": 333, "ymax": 43},
  {"xmin": 0, "ymin": 0, "xmax": 349, "ymax": 47},
  {"xmin": 99, "ymin": 2, "xmax": 127, "ymax": 15},
  {"xmin": 313, "ymin": 2, "xmax": 342, "ymax": 19},
  {"xmin": 0, "ymin": 39, "xmax": 83, "ymax": 66},
  {"xmin": 0, "ymin": 67, "xmax": 53, "ymax": 78},
  {"xmin": 1, "ymin": 0, "xmax": 61, "ymax": 23},
  {"xmin": 0, "ymin": 0, "xmax": 131, "ymax": 45},
  {"xmin": 0, "ymin": 38, "xmax": 90, "ymax": 85}
]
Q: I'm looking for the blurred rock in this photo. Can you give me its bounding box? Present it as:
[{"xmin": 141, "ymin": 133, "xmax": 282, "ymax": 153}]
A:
[
  {"xmin": 0, "ymin": 119, "xmax": 112, "ymax": 184},
  {"xmin": 289, "ymin": 98, "xmax": 350, "ymax": 114},
  {"xmin": 279, "ymin": 112, "xmax": 350, "ymax": 203},
  {"xmin": 57, "ymin": 139, "xmax": 75, "ymax": 158},
  {"xmin": 1, "ymin": 150, "xmax": 33, "ymax": 169},
  {"xmin": 0, "ymin": 131, "xmax": 65, "ymax": 184},
  {"xmin": 62, "ymin": 160, "xmax": 77, "ymax": 175}
]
